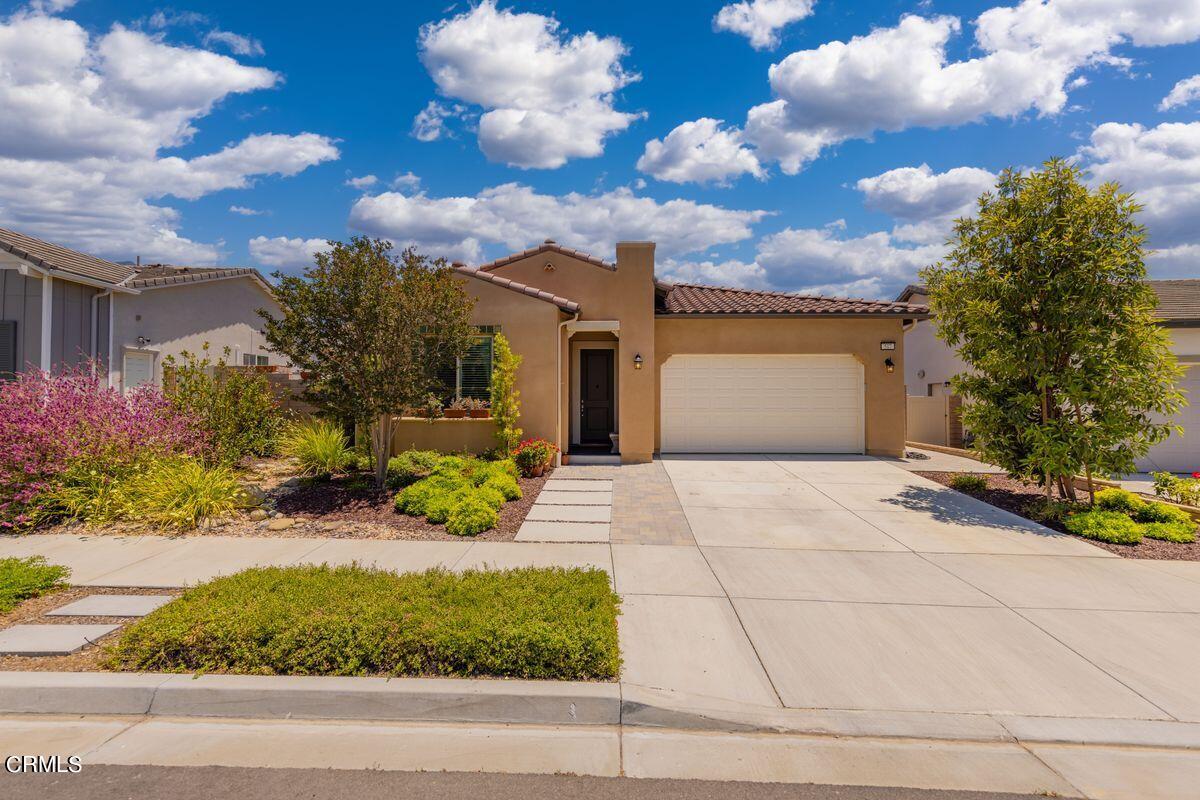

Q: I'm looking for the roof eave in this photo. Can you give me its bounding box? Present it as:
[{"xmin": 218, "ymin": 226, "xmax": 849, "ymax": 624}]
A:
[{"xmin": 656, "ymin": 311, "xmax": 932, "ymax": 320}]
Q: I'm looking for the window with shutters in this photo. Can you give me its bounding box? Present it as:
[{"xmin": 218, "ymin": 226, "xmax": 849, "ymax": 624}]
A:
[
  {"xmin": 436, "ymin": 327, "xmax": 498, "ymax": 401},
  {"xmin": 0, "ymin": 320, "xmax": 16, "ymax": 379}
]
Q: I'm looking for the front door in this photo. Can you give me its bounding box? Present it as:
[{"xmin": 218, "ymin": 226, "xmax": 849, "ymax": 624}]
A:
[{"xmin": 580, "ymin": 349, "xmax": 614, "ymax": 444}]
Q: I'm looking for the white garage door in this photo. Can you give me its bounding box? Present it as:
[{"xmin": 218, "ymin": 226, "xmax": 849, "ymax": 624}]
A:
[
  {"xmin": 1138, "ymin": 367, "xmax": 1199, "ymax": 473},
  {"xmin": 660, "ymin": 354, "xmax": 864, "ymax": 453}
]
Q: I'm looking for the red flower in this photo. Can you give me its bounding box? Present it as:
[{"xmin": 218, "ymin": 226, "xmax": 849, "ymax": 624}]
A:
[{"xmin": 1192, "ymin": 472, "xmax": 1200, "ymax": 479}]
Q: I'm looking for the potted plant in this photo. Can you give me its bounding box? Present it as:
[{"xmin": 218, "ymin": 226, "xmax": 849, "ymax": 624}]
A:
[
  {"xmin": 513, "ymin": 437, "xmax": 558, "ymax": 477},
  {"xmin": 466, "ymin": 397, "xmax": 491, "ymax": 418},
  {"xmin": 444, "ymin": 397, "xmax": 469, "ymax": 419},
  {"xmin": 418, "ymin": 393, "xmax": 443, "ymax": 420}
]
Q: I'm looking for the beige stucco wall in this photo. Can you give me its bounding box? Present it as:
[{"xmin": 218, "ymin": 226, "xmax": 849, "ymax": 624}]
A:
[
  {"xmin": 112, "ymin": 278, "xmax": 284, "ymax": 390},
  {"xmin": 389, "ymin": 418, "xmax": 497, "ymax": 454},
  {"xmin": 654, "ymin": 316, "xmax": 910, "ymax": 457}
]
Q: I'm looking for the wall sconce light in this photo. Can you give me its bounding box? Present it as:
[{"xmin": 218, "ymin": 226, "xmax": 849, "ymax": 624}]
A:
[
  {"xmin": 634, "ymin": 353, "xmax": 644, "ymax": 370},
  {"xmin": 884, "ymin": 358, "xmax": 895, "ymax": 374}
]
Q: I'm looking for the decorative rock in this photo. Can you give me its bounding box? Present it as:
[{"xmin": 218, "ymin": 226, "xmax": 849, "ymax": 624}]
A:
[
  {"xmin": 242, "ymin": 485, "xmax": 268, "ymax": 506},
  {"xmin": 247, "ymin": 509, "xmax": 269, "ymax": 522},
  {"xmin": 266, "ymin": 517, "xmax": 296, "ymax": 531}
]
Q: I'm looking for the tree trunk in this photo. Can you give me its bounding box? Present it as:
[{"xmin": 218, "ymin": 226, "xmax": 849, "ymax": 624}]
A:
[{"xmin": 371, "ymin": 414, "xmax": 394, "ymax": 489}]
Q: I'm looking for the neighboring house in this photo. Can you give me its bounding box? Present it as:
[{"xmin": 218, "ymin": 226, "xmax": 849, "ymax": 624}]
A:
[
  {"xmin": 897, "ymin": 281, "xmax": 1200, "ymax": 472},
  {"xmin": 0, "ymin": 227, "xmax": 284, "ymax": 391},
  {"xmin": 392, "ymin": 239, "xmax": 929, "ymax": 462}
]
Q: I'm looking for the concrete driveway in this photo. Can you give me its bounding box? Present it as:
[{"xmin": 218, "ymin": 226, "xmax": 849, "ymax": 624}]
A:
[{"xmin": 617, "ymin": 454, "xmax": 1200, "ymax": 727}]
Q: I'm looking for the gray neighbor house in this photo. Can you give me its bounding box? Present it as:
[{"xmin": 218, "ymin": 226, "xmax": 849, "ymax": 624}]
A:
[{"xmin": 0, "ymin": 227, "xmax": 285, "ymax": 390}]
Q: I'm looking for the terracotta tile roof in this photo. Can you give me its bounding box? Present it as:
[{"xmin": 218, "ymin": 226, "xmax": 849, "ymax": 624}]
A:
[
  {"xmin": 125, "ymin": 265, "xmax": 271, "ymax": 291},
  {"xmin": 476, "ymin": 239, "xmax": 616, "ymax": 272},
  {"xmin": 0, "ymin": 226, "xmax": 133, "ymax": 285},
  {"xmin": 659, "ymin": 282, "xmax": 930, "ymax": 317},
  {"xmin": 453, "ymin": 264, "xmax": 581, "ymax": 314},
  {"xmin": 1149, "ymin": 280, "xmax": 1200, "ymax": 324}
]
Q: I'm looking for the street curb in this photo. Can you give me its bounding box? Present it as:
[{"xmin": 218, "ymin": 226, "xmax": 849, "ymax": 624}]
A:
[{"xmin": 0, "ymin": 672, "xmax": 619, "ymax": 726}]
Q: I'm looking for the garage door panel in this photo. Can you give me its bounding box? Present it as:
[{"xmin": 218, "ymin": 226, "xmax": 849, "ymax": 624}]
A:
[
  {"xmin": 661, "ymin": 355, "xmax": 864, "ymax": 453},
  {"xmin": 1138, "ymin": 370, "xmax": 1199, "ymax": 472}
]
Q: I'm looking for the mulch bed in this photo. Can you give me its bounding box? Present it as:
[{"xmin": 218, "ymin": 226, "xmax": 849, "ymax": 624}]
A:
[
  {"xmin": 916, "ymin": 470, "xmax": 1200, "ymax": 561},
  {"xmin": 266, "ymin": 471, "xmax": 550, "ymax": 542},
  {"xmin": 0, "ymin": 586, "xmax": 178, "ymax": 672}
]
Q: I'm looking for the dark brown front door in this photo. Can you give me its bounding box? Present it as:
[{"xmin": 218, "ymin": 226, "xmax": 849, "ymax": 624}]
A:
[{"xmin": 580, "ymin": 349, "xmax": 614, "ymax": 444}]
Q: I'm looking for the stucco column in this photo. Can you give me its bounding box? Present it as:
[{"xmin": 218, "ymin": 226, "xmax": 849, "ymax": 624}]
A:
[{"xmin": 614, "ymin": 242, "xmax": 656, "ymax": 463}]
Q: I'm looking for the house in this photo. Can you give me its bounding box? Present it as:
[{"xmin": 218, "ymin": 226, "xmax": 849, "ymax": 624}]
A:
[
  {"xmin": 0, "ymin": 227, "xmax": 285, "ymax": 390},
  {"xmin": 897, "ymin": 281, "xmax": 1200, "ymax": 472},
  {"xmin": 390, "ymin": 240, "xmax": 929, "ymax": 462}
]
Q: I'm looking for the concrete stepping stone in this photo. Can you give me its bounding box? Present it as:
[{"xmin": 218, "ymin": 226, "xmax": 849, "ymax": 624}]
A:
[
  {"xmin": 526, "ymin": 505, "xmax": 612, "ymax": 523},
  {"xmin": 543, "ymin": 479, "xmax": 613, "ymax": 492},
  {"xmin": 515, "ymin": 521, "xmax": 611, "ymax": 543},
  {"xmin": 48, "ymin": 595, "xmax": 174, "ymax": 618},
  {"xmin": 0, "ymin": 624, "xmax": 121, "ymax": 656},
  {"xmin": 536, "ymin": 491, "xmax": 613, "ymax": 506}
]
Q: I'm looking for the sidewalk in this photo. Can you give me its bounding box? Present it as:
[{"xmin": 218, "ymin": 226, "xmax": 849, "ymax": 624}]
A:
[{"xmin": 4, "ymin": 455, "xmax": 1200, "ymax": 797}]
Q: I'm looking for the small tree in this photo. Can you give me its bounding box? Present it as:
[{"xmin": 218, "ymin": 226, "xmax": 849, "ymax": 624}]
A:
[
  {"xmin": 259, "ymin": 238, "xmax": 475, "ymax": 487},
  {"xmin": 922, "ymin": 159, "xmax": 1185, "ymax": 501},
  {"xmin": 490, "ymin": 333, "xmax": 522, "ymax": 455}
]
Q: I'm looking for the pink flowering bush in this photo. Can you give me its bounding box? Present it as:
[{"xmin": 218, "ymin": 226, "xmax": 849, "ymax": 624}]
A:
[{"xmin": 0, "ymin": 365, "xmax": 212, "ymax": 530}]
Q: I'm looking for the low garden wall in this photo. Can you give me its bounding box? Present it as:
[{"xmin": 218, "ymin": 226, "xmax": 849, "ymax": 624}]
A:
[{"xmin": 388, "ymin": 417, "xmax": 496, "ymax": 455}]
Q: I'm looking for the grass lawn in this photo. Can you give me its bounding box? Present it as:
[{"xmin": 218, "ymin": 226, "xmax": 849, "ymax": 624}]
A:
[
  {"xmin": 106, "ymin": 564, "xmax": 621, "ymax": 680},
  {"xmin": 0, "ymin": 556, "xmax": 70, "ymax": 614}
]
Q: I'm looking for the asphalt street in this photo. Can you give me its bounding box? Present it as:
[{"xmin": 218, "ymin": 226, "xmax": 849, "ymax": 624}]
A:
[{"xmin": 2, "ymin": 765, "xmax": 1060, "ymax": 800}]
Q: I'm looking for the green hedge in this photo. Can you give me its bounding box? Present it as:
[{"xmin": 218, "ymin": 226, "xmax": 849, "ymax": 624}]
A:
[
  {"xmin": 394, "ymin": 455, "xmax": 520, "ymax": 535},
  {"xmin": 1064, "ymin": 510, "xmax": 1144, "ymax": 544},
  {"xmin": 106, "ymin": 565, "xmax": 621, "ymax": 680}
]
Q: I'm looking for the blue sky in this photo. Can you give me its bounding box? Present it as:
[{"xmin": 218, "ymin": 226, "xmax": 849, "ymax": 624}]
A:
[{"xmin": 1, "ymin": 0, "xmax": 1198, "ymax": 298}]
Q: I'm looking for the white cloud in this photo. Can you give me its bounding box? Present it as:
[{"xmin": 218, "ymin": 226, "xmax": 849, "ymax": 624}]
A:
[
  {"xmin": 637, "ymin": 118, "xmax": 763, "ymax": 185},
  {"xmin": 248, "ymin": 236, "xmax": 332, "ymax": 270},
  {"xmin": 1148, "ymin": 243, "xmax": 1200, "ymax": 279},
  {"xmin": 755, "ymin": 226, "xmax": 944, "ymax": 295},
  {"xmin": 1160, "ymin": 74, "xmax": 1200, "ymax": 110},
  {"xmin": 657, "ymin": 258, "xmax": 768, "ymax": 288},
  {"xmin": 714, "ymin": 0, "xmax": 816, "ymax": 50},
  {"xmin": 202, "ymin": 29, "xmax": 265, "ymax": 57},
  {"xmin": 416, "ymin": 1, "xmax": 641, "ymax": 168},
  {"xmin": 390, "ymin": 172, "xmax": 421, "ymax": 191},
  {"xmin": 410, "ymin": 100, "xmax": 465, "ymax": 142},
  {"xmin": 348, "ymin": 183, "xmax": 767, "ymax": 264},
  {"xmin": 1078, "ymin": 120, "xmax": 1200, "ymax": 250},
  {"xmin": 0, "ymin": 11, "xmax": 336, "ymax": 263},
  {"xmin": 662, "ymin": 1, "xmax": 1200, "ymax": 175},
  {"xmin": 230, "ymin": 205, "xmax": 265, "ymax": 216},
  {"xmin": 856, "ymin": 163, "xmax": 997, "ymax": 243},
  {"xmin": 345, "ymin": 174, "xmax": 379, "ymax": 189}
]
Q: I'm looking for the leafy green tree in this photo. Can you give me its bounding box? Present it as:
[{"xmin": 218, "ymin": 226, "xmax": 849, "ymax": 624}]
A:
[
  {"xmin": 490, "ymin": 333, "xmax": 522, "ymax": 455},
  {"xmin": 922, "ymin": 159, "xmax": 1185, "ymax": 501},
  {"xmin": 259, "ymin": 237, "xmax": 475, "ymax": 487}
]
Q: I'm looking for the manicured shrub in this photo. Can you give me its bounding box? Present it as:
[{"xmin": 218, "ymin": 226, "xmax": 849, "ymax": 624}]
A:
[
  {"xmin": 1025, "ymin": 498, "xmax": 1078, "ymax": 523},
  {"xmin": 1094, "ymin": 488, "xmax": 1145, "ymax": 514},
  {"xmin": 0, "ymin": 556, "xmax": 70, "ymax": 614},
  {"xmin": 949, "ymin": 474, "xmax": 987, "ymax": 493},
  {"xmin": 386, "ymin": 449, "xmax": 440, "ymax": 489},
  {"xmin": 424, "ymin": 488, "xmax": 471, "ymax": 524},
  {"xmin": 0, "ymin": 365, "xmax": 210, "ymax": 530},
  {"xmin": 1063, "ymin": 510, "xmax": 1144, "ymax": 544},
  {"xmin": 280, "ymin": 419, "xmax": 352, "ymax": 477},
  {"xmin": 432, "ymin": 455, "xmax": 469, "ymax": 477},
  {"xmin": 107, "ymin": 564, "xmax": 621, "ymax": 679},
  {"xmin": 1135, "ymin": 501, "xmax": 1194, "ymax": 526},
  {"xmin": 163, "ymin": 345, "xmax": 283, "ymax": 465},
  {"xmin": 474, "ymin": 485, "xmax": 506, "ymax": 510},
  {"xmin": 446, "ymin": 496, "xmax": 500, "ymax": 537},
  {"xmin": 1142, "ymin": 521, "xmax": 1197, "ymax": 543},
  {"xmin": 483, "ymin": 474, "xmax": 522, "ymax": 501},
  {"xmin": 395, "ymin": 475, "xmax": 468, "ymax": 515}
]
